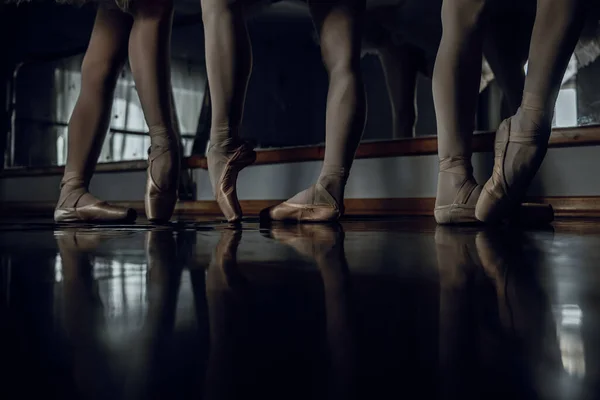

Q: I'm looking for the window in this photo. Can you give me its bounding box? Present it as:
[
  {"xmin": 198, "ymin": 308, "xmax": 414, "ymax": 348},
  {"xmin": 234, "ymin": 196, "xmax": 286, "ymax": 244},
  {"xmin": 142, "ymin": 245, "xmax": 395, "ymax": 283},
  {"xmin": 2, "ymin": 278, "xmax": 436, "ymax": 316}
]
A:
[{"xmin": 9, "ymin": 54, "xmax": 206, "ymax": 168}]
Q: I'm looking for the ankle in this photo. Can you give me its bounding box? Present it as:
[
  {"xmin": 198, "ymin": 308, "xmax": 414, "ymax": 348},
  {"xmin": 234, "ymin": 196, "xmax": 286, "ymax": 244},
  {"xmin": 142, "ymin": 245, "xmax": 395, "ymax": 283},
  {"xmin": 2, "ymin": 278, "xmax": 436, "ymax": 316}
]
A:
[
  {"xmin": 439, "ymin": 156, "xmax": 473, "ymax": 177},
  {"xmin": 317, "ymin": 173, "xmax": 347, "ymax": 205},
  {"xmin": 210, "ymin": 123, "xmax": 238, "ymax": 149},
  {"xmin": 514, "ymin": 92, "xmax": 553, "ymax": 135}
]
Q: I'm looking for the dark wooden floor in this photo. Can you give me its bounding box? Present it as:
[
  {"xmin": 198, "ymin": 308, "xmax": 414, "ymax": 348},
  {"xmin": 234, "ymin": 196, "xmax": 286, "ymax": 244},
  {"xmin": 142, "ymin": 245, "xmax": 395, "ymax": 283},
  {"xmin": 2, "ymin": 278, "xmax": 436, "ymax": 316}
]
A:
[{"xmin": 1, "ymin": 217, "xmax": 599, "ymax": 399}]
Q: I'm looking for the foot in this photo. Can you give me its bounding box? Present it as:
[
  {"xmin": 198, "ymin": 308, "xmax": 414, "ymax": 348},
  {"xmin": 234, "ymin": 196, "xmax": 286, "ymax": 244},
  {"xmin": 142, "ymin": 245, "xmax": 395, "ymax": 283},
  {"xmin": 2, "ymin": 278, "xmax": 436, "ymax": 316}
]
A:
[
  {"xmin": 208, "ymin": 141, "xmax": 256, "ymax": 223},
  {"xmin": 263, "ymin": 183, "xmax": 344, "ymax": 223},
  {"xmin": 476, "ymin": 114, "xmax": 550, "ymax": 223},
  {"xmin": 145, "ymin": 127, "xmax": 180, "ymax": 223},
  {"xmin": 55, "ymin": 182, "xmax": 136, "ymax": 223},
  {"xmin": 434, "ymin": 157, "xmax": 482, "ymax": 225}
]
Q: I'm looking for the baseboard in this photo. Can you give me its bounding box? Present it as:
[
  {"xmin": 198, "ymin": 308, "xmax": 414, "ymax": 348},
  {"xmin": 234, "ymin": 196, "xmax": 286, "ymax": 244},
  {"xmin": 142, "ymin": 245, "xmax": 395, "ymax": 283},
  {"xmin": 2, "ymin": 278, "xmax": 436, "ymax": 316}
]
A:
[{"xmin": 2, "ymin": 196, "xmax": 600, "ymax": 219}]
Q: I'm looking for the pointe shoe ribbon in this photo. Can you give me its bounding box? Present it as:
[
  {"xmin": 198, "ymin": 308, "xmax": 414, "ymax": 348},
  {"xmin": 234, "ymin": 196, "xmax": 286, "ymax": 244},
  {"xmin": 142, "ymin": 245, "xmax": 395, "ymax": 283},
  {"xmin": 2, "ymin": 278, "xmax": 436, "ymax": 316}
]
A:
[
  {"xmin": 208, "ymin": 140, "xmax": 256, "ymax": 223},
  {"xmin": 476, "ymin": 117, "xmax": 548, "ymax": 223},
  {"xmin": 54, "ymin": 177, "xmax": 136, "ymax": 223},
  {"xmin": 146, "ymin": 128, "xmax": 180, "ymax": 223},
  {"xmin": 264, "ymin": 183, "xmax": 343, "ymax": 222},
  {"xmin": 434, "ymin": 157, "xmax": 482, "ymax": 225}
]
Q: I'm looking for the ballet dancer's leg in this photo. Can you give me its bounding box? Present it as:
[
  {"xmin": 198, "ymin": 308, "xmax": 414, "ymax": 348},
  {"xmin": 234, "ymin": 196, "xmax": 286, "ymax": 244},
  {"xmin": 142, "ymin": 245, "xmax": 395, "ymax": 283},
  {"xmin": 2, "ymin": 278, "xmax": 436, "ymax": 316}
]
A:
[
  {"xmin": 432, "ymin": 0, "xmax": 488, "ymax": 224},
  {"xmin": 476, "ymin": 0, "xmax": 586, "ymax": 222},
  {"xmin": 377, "ymin": 41, "xmax": 420, "ymax": 139},
  {"xmin": 129, "ymin": 0, "xmax": 181, "ymax": 222},
  {"xmin": 201, "ymin": 0, "xmax": 256, "ymax": 223},
  {"xmin": 267, "ymin": 0, "xmax": 366, "ymax": 222},
  {"xmin": 54, "ymin": 7, "xmax": 135, "ymax": 223}
]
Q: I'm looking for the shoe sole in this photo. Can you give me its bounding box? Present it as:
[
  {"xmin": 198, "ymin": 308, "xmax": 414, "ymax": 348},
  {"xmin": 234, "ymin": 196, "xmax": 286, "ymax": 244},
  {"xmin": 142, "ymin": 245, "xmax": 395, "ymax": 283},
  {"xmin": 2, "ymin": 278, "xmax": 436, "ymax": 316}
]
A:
[{"xmin": 434, "ymin": 205, "xmax": 480, "ymax": 225}]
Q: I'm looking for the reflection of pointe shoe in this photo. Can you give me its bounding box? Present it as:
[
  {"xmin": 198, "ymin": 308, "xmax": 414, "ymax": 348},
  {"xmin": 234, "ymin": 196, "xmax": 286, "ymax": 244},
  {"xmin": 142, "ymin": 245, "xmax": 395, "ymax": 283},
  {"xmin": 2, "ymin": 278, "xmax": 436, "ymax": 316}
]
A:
[
  {"xmin": 263, "ymin": 183, "xmax": 343, "ymax": 223},
  {"xmin": 210, "ymin": 229, "xmax": 245, "ymax": 288},
  {"xmin": 208, "ymin": 141, "xmax": 256, "ymax": 223},
  {"xmin": 434, "ymin": 226, "xmax": 481, "ymax": 285},
  {"xmin": 434, "ymin": 157, "xmax": 482, "ymax": 225},
  {"xmin": 266, "ymin": 223, "xmax": 344, "ymax": 260},
  {"xmin": 145, "ymin": 228, "xmax": 177, "ymax": 274},
  {"xmin": 145, "ymin": 128, "xmax": 180, "ymax": 223},
  {"xmin": 55, "ymin": 229, "xmax": 133, "ymax": 252},
  {"xmin": 55, "ymin": 183, "xmax": 136, "ymax": 224},
  {"xmin": 55, "ymin": 231, "xmax": 105, "ymax": 253},
  {"xmin": 476, "ymin": 117, "xmax": 549, "ymax": 223},
  {"xmin": 475, "ymin": 229, "xmax": 512, "ymax": 285}
]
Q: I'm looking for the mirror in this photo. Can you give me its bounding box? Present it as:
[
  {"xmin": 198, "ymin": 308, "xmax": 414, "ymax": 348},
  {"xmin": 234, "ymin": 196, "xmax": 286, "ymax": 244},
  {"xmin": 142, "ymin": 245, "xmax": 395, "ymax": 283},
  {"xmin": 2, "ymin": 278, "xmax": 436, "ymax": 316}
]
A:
[{"xmin": 4, "ymin": 0, "xmax": 599, "ymax": 169}]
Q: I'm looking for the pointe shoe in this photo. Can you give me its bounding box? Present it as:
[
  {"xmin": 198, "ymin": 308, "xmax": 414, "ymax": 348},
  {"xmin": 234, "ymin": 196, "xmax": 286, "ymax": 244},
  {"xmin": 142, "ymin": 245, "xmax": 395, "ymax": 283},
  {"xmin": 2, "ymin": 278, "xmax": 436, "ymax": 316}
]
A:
[
  {"xmin": 434, "ymin": 157, "xmax": 482, "ymax": 225},
  {"xmin": 145, "ymin": 129, "xmax": 180, "ymax": 223},
  {"xmin": 208, "ymin": 141, "xmax": 256, "ymax": 223},
  {"xmin": 54, "ymin": 185, "xmax": 136, "ymax": 224},
  {"xmin": 263, "ymin": 183, "xmax": 343, "ymax": 222},
  {"xmin": 476, "ymin": 117, "xmax": 549, "ymax": 223}
]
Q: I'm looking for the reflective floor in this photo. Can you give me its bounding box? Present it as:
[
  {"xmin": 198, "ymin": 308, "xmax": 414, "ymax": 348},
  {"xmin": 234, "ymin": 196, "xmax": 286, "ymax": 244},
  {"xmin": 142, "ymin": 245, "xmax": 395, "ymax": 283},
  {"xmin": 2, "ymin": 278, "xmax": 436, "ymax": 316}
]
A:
[{"xmin": 1, "ymin": 217, "xmax": 600, "ymax": 399}]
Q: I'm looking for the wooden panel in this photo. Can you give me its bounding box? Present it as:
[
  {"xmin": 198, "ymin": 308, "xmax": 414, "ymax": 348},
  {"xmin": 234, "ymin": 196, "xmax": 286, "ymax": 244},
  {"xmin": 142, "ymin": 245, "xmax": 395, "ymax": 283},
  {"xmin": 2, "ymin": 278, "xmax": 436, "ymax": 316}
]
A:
[{"xmin": 3, "ymin": 196, "xmax": 600, "ymax": 219}]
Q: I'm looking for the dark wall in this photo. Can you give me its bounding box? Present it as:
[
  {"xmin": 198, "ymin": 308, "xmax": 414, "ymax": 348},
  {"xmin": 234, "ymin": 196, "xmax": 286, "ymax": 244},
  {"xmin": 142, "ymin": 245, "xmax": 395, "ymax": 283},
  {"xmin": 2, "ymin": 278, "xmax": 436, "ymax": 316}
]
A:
[{"xmin": 241, "ymin": 17, "xmax": 328, "ymax": 148}]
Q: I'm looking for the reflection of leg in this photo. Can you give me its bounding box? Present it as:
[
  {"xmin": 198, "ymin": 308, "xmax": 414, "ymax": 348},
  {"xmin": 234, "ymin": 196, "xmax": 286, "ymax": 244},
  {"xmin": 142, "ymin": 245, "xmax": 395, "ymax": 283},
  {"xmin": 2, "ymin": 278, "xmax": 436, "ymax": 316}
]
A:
[
  {"xmin": 205, "ymin": 229, "xmax": 247, "ymax": 400},
  {"xmin": 55, "ymin": 8, "xmax": 135, "ymax": 223},
  {"xmin": 475, "ymin": 229, "xmax": 562, "ymax": 396},
  {"xmin": 476, "ymin": 0, "xmax": 586, "ymax": 223},
  {"xmin": 268, "ymin": 224, "xmax": 355, "ymax": 400},
  {"xmin": 129, "ymin": 0, "xmax": 181, "ymax": 222},
  {"xmin": 432, "ymin": 0, "xmax": 487, "ymax": 225},
  {"xmin": 126, "ymin": 229, "xmax": 181, "ymax": 399},
  {"xmin": 266, "ymin": 0, "xmax": 366, "ymax": 222},
  {"xmin": 202, "ymin": 0, "xmax": 256, "ymax": 222},
  {"xmin": 57, "ymin": 231, "xmax": 115, "ymax": 399},
  {"xmin": 435, "ymin": 227, "xmax": 479, "ymax": 398},
  {"xmin": 310, "ymin": 228, "xmax": 355, "ymax": 400},
  {"xmin": 377, "ymin": 42, "xmax": 419, "ymax": 139}
]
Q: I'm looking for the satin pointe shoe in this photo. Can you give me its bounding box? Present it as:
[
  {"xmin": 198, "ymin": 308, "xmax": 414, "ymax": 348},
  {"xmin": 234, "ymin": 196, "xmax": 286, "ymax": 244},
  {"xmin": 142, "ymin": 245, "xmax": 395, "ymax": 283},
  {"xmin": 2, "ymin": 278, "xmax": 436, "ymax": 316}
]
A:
[
  {"xmin": 262, "ymin": 183, "xmax": 344, "ymax": 223},
  {"xmin": 434, "ymin": 157, "xmax": 482, "ymax": 225},
  {"xmin": 145, "ymin": 127, "xmax": 180, "ymax": 223},
  {"xmin": 208, "ymin": 141, "xmax": 256, "ymax": 223},
  {"xmin": 476, "ymin": 117, "xmax": 549, "ymax": 223},
  {"xmin": 54, "ymin": 178, "xmax": 136, "ymax": 223}
]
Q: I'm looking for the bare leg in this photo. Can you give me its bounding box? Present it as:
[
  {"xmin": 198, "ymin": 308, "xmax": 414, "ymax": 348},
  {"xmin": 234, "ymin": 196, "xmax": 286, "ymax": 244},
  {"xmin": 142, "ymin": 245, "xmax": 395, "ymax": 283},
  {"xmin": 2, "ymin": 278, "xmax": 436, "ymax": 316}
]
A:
[
  {"xmin": 201, "ymin": 0, "xmax": 256, "ymax": 223},
  {"xmin": 54, "ymin": 7, "xmax": 135, "ymax": 223},
  {"xmin": 432, "ymin": 0, "xmax": 487, "ymax": 224},
  {"xmin": 377, "ymin": 41, "xmax": 420, "ymax": 139},
  {"xmin": 476, "ymin": 0, "xmax": 586, "ymax": 222},
  {"xmin": 267, "ymin": 0, "xmax": 366, "ymax": 222},
  {"xmin": 129, "ymin": 0, "xmax": 180, "ymax": 222}
]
